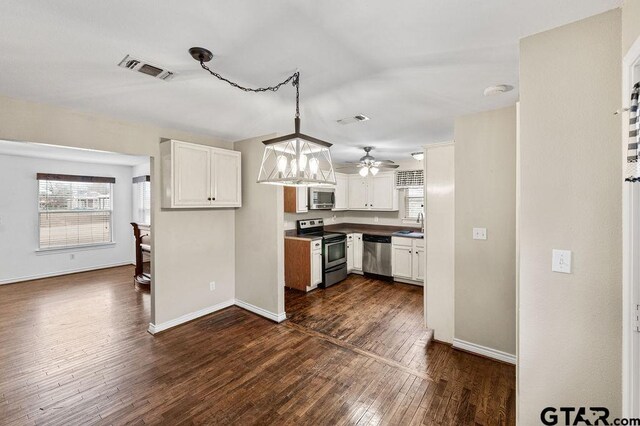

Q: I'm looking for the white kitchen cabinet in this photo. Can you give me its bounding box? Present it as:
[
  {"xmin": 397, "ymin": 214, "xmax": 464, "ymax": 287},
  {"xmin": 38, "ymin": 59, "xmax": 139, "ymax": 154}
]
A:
[
  {"xmin": 333, "ymin": 173, "xmax": 349, "ymax": 210},
  {"xmin": 348, "ymin": 176, "xmax": 369, "ymax": 209},
  {"xmin": 347, "ymin": 172, "xmax": 397, "ymax": 211},
  {"xmin": 392, "ymin": 236, "xmax": 424, "ymax": 284},
  {"xmin": 412, "ymin": 243, "xmax": 425, "ymax": 282},
  {"xmin": 346, "ymin": 234, "xmax": 354, "ymax": 272},
  {"xmin": 369, "ymin": 174, "xmax": 395, "ymax": 210},
  {"xmin": 212, "ymin": 149, "xmax": 242, "ymax": 207},
  {"xmin": 311, "ymin": 241, "xmax": 323, "ymax": 287},
  {"xmin": 161, "ymin": 139, "xmax": 242, "ymax": 208},
  {"xmin": 353, "ymin": 233, "xmax": 363, "ymax": 271},
  {"xmin": 392, "ymin": 245, "xmax": 413, "ymax": 279}
]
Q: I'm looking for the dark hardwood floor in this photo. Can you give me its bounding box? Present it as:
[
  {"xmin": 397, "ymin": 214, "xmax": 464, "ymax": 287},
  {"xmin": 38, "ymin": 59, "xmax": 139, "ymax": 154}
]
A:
[
  {"xmin": 286, "ymin": 274, "xmax": 431, "ymax": 372},
  {"xmin": 0, "ymin": 266, "xmax": 515, "ymax": 425}
]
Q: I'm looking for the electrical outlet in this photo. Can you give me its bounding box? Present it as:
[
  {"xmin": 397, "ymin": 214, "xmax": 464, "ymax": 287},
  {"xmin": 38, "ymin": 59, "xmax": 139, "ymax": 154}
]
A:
[
  {"xmin": 472, "ymin": 228, "xmax": 487, "ymax": 240},
  {"xmin": 374, "ymin": 216, "xmax": 379, "ymax": 223},
  {"xmin": 209, "ymin": 281, "xmax": 216, "ymax": 291}
]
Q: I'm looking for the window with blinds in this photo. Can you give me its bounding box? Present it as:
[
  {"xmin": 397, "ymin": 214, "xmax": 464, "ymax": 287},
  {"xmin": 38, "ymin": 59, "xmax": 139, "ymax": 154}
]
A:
[
  {"xmin": 404, "ymin": 187, "xmax": 424, "ymax": 220},
  {"xmin": 37, "ymin": 173, "xmax": 115, "ymax": 250},
  {"xmin": 396, "ymin": 169, "xmax": 424, "ymax": 219},
  {"xmin": 133, "ymin": 175, "xmax": 151, "ymax": 225}
]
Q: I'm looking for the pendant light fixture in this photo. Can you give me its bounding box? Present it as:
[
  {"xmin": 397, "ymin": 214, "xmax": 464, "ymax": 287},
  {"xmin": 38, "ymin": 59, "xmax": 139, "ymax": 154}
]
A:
[{"xmin": 189, "ymin": 47, "xmax": 335, "ymax": 187}]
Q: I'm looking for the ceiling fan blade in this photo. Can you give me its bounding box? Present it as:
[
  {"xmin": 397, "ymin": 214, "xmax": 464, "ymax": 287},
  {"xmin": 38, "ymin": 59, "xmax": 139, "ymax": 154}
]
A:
[
  {"xmin": 376, "ymin": 160, "xmax": 395, "ymax": 164},
  {"xmin": 376, "ymin": 164, "xmax": 399, "ymax": 169}
]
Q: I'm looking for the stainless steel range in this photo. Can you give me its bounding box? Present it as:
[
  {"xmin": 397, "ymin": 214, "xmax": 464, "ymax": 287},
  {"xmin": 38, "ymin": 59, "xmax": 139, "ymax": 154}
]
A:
[{"xmin": 296, "ymin": 219, "xmax": 347, "ymax": 287}]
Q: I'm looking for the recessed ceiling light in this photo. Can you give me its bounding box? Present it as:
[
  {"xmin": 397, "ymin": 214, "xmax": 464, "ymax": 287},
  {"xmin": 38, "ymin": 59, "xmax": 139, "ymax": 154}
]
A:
[
  {"xmin": 483, "ymin": 84, "xmax": 514, "ymax": 96},
  {"xmin": 337, "ymin": 114, "xmax": 370, "ymax": 125}
]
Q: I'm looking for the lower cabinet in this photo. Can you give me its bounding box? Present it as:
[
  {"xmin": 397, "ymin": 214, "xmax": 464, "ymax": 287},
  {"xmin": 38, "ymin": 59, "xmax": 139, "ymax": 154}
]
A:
[
  {"xmin": 312, "ymin": 243, "xmax": 323, "ymax": 287},
  {"xmin": 346, "ymin": 234, "xmax": 354, "ymax": 272},
  {"xmin": 391, "ymin": 237, "xmax": 424, "ymax": 285},
  {"xmin": 285, "ymin": 238, "xmax": 323, "ymax": 291},
  {"xmin": 353, "ymin": 233, "xmax": 363, "ymax": 272}
]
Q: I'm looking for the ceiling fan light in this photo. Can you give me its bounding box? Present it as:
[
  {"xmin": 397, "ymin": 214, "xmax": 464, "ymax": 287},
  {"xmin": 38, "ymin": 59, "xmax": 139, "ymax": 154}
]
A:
[
  {"xmin": 359, "ymin": 167, "xmax": 369, "ymax": 177},
  {"xmin": 370, "ymin": 167, "xmax": 379, "ymax": 176}
]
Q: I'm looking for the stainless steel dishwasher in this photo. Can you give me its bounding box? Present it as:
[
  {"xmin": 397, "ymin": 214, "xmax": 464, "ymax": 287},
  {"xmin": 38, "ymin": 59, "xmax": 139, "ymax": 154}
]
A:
[{"xmin": 363, "ymin": 234, "xmax": 392, "ymax": 278}]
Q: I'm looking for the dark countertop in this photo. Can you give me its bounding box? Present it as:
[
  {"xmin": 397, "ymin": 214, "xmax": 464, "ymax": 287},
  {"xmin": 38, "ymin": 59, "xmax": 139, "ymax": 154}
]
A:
[
  {"xmin": 324, "ymin": 223, "xmax": 422, "ymax": 238},
  {"xmin": 284, "ymin": 229, "xmax": 322, "ymax": 241}
]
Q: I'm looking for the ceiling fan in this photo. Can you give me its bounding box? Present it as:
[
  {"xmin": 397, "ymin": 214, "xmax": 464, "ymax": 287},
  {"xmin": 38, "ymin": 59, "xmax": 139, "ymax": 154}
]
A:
[{"xmin": 339, "ymin": 147, "xmax": 399, "ymax": 177}]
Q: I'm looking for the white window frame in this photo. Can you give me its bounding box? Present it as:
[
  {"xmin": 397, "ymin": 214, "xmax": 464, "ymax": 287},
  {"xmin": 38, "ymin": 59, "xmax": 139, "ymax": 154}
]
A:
[{"xmin": 37, "ymin": 176, "xmax": 115, "ymax": 252}]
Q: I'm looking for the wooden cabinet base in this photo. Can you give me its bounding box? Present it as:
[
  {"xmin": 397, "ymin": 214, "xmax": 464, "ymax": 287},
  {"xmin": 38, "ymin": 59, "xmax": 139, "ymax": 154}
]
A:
[{"xmin": 284, "ymin": 238, "xmax": 311, "ymax": 291}]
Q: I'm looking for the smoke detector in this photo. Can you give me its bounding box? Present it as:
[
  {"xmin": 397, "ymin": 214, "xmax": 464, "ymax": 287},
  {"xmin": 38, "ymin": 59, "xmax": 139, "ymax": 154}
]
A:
[
  {"xmin": 118, "ymin": 55, "xmax": 175, "ymax": 81},
  {"xmin": 337, "ymin": 114, "xmax": 370, "ymax": 125},
  {"xmin": 483, "ymin": 84, "xmax": 513, "ymax": 96}
]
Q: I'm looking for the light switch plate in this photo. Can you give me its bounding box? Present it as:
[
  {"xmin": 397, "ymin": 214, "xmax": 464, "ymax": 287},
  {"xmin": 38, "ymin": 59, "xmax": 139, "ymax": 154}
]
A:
[
  {"xmin": 552, "ymin": 249, "xmax": 572, "ymax": 273},
  {"xmin": 472, "ymin": 228, "xmax": 487, "ymax": 240}
]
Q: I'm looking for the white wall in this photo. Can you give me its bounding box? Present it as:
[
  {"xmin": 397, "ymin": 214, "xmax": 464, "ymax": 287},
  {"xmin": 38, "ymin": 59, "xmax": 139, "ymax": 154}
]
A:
[
  {"xmin": 425, "ymin": 144, "xmax": 455, "ymax": 343},
  {"xmin": 454, "ymin": 106, "xmax": 517, "ymax": 357},
  {"xmin": 0, "ymin": 95, "xmax": 236, "ymax": 326},
  {"xmin": 0, "ymin": 154, "xmax": 134, "ymax": 284},
  {"xmin": 234, "ymin": 135, "xmax": 285, "ymax": 318},
  {"xmin": 519, "ymin": 9, "xmax": 622, "ymax": 422}
]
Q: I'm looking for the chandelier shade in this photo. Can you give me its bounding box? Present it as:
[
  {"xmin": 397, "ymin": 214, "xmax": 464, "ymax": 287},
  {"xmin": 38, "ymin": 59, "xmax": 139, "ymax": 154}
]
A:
[{"xmin": 257, "ymin": 118, "xmax": 336, "ymax": 186}]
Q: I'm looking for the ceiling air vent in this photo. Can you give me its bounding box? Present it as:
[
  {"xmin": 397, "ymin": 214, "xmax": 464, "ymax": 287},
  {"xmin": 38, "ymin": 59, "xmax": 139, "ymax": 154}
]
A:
[
  {"xmin": 118, "ymin": 55, "xmax": 175, "ymax": 81},
  {"xmin": 337, "ymin": 114, "xmax": 370, "ymax": 125}
]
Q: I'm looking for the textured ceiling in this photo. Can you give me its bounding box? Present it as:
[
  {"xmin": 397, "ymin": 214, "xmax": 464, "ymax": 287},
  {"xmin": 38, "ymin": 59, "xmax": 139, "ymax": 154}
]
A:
[{"xmin": 0, "ymin": 0, "xmax": 621, "ymax": 161}]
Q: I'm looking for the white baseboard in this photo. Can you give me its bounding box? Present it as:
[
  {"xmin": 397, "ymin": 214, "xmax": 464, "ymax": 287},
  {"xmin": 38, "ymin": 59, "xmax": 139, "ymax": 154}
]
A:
[
  {"xmin": 393, "ymin": 277, "xmax": 424, "ymax": 286},
  {"xmin": 0, "ymin": 261, "xmax": 135, "ymax": 285},
  {"xmin": 235, "ymin": 299, "xmax": 287, "ymax": 323},
  {"xmin": 452, "ymin": 338, "xmax": 517, "ymax": 365},
  {"xmin": 148, "ymin": 299, "xmax": 235, "ymax": 334}
]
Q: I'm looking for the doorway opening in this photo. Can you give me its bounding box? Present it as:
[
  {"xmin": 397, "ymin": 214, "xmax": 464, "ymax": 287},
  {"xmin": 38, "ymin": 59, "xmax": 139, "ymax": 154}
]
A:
[{"xmin": 0, "ymin": 139, "xmax": 153, "ymax": 326}]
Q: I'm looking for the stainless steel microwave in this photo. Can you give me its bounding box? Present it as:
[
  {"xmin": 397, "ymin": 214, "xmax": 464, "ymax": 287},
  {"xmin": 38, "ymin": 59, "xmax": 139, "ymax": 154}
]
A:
[{"xmin": 309, "ymin": 187, "xmax": 335, "ymax": 210}]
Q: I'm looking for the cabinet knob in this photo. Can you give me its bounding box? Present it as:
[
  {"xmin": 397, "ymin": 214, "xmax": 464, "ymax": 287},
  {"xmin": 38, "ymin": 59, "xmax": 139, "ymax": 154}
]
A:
[
  {"xmin": 212, "ymin": 197, "xmax": 216, "ymax": 201},
  {"xmin": 207, "ymin": 197, "xmax": 212, "ymax": 201}
]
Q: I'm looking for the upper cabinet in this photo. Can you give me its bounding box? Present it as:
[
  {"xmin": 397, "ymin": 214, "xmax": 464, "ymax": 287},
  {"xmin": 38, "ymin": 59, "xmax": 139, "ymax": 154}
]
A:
[
  {"xmin": 284, "ymin": 186, "xmax": 308, "ymax": 213},
  {"xmin": 333, "ymin": 173, "xmax": 349, "ymax": 211},
  {"xmin": 161, "ymin": 139, "xmax": 242, "ymax": 208},
  {"xmin": 348, "ymin": 172, "xmax": 398, "ymax": 211}
]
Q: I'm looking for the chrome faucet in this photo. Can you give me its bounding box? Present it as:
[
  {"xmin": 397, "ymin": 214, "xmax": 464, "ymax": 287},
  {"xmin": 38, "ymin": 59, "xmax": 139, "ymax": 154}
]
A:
[{"xmin": 417, "ymin": 211, "xmax": 424, "ymax": 233}]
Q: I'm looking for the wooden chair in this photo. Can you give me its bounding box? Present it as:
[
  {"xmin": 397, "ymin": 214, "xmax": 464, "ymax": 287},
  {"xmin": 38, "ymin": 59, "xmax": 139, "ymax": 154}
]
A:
[{"xmin": 131, "ymin": 223, "xmax": 151, "ymax": 286}]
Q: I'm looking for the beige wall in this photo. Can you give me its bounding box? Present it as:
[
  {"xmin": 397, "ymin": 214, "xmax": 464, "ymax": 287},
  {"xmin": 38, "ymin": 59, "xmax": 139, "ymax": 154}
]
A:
[
  {"xmin": 425, "ymin": 144, "xmax": 455, "ymax": 343},
  {"xmin": 234, "ymin": 135, "xmax": 285, "ymax": 316},
  {"xmin": 454, "ymin": 106, "xmax": 517, "ymax": 355},
  {"xmin": 623, "ymin": 0, "xmax": 640, "ymax": 55},
  {"xmin": 519, "ymin": 9, "xmax": 622, "ymax": 422},
  {"xmin": 0, "ymin": 95, "xmax": 236, "ymax": 325}
]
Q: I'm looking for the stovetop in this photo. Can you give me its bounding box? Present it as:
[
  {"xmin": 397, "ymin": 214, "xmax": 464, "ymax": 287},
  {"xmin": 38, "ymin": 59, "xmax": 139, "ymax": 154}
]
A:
[
  {"xmin": 301, "ymin": 231, "xmax": 346, "ymax": 240},
  {"xmin": 297, "ymin": 218, "xmax": 345, "ymax": 240}
]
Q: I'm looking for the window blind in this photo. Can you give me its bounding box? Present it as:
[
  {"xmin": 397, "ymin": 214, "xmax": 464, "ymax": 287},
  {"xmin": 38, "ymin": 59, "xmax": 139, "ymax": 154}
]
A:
[
  {"xmin": 38, "ymin": 175, "xmax": 114, "ymax": 249},
  {"xmin": 404, "ymin": 187, "xmax": 424, "ymax": 220},
  {"xmin": 395, "ymin": 169, "xmax": 424, "ymax": 188},
  {"xmin": 133, "ymin": 176, "xmax": 151, "ymax": 225}
]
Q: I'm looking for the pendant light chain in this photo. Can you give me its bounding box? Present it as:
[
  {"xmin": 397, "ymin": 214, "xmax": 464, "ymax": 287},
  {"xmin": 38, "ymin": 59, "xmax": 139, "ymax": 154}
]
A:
[{"xmin": 198, "ymin": 61, "xmax": 300, "ymax": 118}]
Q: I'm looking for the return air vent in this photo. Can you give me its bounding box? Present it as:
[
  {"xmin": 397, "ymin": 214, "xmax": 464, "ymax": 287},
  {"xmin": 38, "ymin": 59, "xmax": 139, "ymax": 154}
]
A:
[
  {"xmin": 337, "ymin": 114, "xmax": 370, "ymax": 125},
  {"xmin": 118, "ymin": 55, "xmax": 175, "ymax": 81}
]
